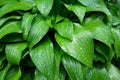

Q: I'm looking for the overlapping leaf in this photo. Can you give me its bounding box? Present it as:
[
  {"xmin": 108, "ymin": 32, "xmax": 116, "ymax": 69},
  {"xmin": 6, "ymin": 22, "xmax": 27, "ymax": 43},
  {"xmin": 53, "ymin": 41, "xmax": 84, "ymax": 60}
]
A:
[
  {"xmin": 62, "ymin": 54, "xmax": 84, "ymax": 80},
  {"xmin": 5, "ymin": 42, "xmax": 27, "ymax": 65},
  {"xmin": 33, "ymin": 0, "xmax": 53, "ymax": 16},
  {"xmin": 111, "ymin": 28, "xmax": 120, "ymax": 57},
  {"xmin": 28, "ymin": 15, "xmax": 49, "ymax": 49},
  {"xmin": 55, "ymin": 23, "xmax": 94, "ymax": 67},
  {"xmin": 22, "ymin": 12, "xmax": 36, "ymax": 40},
  {"xmin": 109, "ymin": 64, "xmax": 120, "ymax": 80},
  {"xmin": 64, "ymin": 3, "xmax": 86, "ymax": 23},
  {"xmin": 83, "ymin": 17, "xmax": 114, "ymax": 47},
  {"xmin": 0, "ymin": 21, "xmax": 22, "ymax": 39},
  {"xmin": 0, "ymin": 1, "xmax": 34, "ymax": 18},
  {"xmin": 77, "ymin": 0, "xmax": 111, "ymax": 20},
  {"xmin": 86, "ymin": 67, "xmax": 110, "ymax": 80},
  {"xmin": 30, "ymin": 37, "xmax": 54, "ymax": 80},
  {"xmin": 5, "ymin": 66, "xmax": 21, "ymax": 80},
  {"xmin": 54, "ymin": 18, "xmax": 73, "ymax": 40}
]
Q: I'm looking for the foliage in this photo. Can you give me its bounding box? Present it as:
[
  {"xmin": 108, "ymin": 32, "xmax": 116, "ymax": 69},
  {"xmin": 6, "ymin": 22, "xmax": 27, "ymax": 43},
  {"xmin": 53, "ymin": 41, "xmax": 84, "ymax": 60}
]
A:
[{"xmin": 0, "ymin": 0, "xmax": 120, "ymax": 80}]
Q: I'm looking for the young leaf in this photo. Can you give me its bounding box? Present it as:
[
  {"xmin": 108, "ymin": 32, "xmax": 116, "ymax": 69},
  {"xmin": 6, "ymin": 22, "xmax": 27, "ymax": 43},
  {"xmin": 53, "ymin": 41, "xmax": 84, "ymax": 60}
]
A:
[
  {"xmin": 5, "ymin": 42, "xmax": 27, "ymax": 65},
  {"xmin": 0, "ymin": 21, "xmax": 22, "ymax": 39},
  {"xmin": 62, "ymin": 54, "xmax": 84, "ymax": 80},
  {"xmin": 22, "ymin": 12, "xmax": 36, "ymax": 40},
  {"xmin": 55, "ymin": 24, "xmax": 94, "ymax": 67},
  {"xmin": 28, "ymin": 15, "xmax": 49, "ymax": 49},
  {"xmin": 30, "ymin": 37, "xmax": 54, "ymax": 79},
  {"xmin": 33, "ymin": 0, "xmax": 53, "ymax": 16}
]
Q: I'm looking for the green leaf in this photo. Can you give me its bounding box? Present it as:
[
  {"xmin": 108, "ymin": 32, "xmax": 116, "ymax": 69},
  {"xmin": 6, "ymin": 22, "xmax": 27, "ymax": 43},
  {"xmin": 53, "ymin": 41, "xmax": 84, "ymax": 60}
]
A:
[
  {"xmin": 0, "ymin": 21, "xmax": 22, "ymax": 39},
  {"xmin": 64, "ymin": 3, "xmax": 86, "ymax": 23},
  {"xmin": 83, "ymin": 17, "xmax": 114, "ymax": 46},
  {"xmin": 77, "ymin": 0, "xmax": 111, "ymax": 21},
  {"xmin": 0, "ymin": 0, "xmax": 18, "ymax": 6},
  {"xmin": 5, "ymin": 42, "xmax": 27, "ymax": 65},
  {"xmin": 0, "ymin": 1, "xmax": 34, "ymax": 18},
  {"xmin": 54, "ymin": 44, "xmax": 64, "ymax": 80},
  {"xmin": 0, "ymin": 55, "xmax": 6, "ymax": 69},
  {"xmin": 54, "ymin": 18, "xmax": 73, "ymax": 40},
  {"xmin": 28, "ymin": 15, "xmax": 49, "ymax": 49},
  {"xmin": 30, "ymin": 37, "xmax": 54, "ymax": 80},
  {"xmin": 62, "ymin": 54, "xmax": 84, "ymax": 80},
  {"xmin": 0, "ymin": 63, "xmax": 11, "ymax": 80},
  {"xmin": 55, "ymin": 24, "xmax": 94, "ymax": 67},
  {"xmin": 19, "ymin": 70, "xmax": 32, "ymax": 80},
  {"xmin": 111, "ymin": 28, "xmax": 120, "ymax": 57},
  {"xmin": 86, "ymin": 67, "xmax": 110, "ymax": 80},
  {"xmin": 34, "ymin": 69, "xmax": 47, "ymax": 80},
  {"xmin": 33, "ymin": 0, "xmax": 53, "ymax": 16},
  {"xmin": 5, "ymin": 66, "xmax": 21, "ymax": 80},
  {"xmin": 0, "ymin": 44, "xmax": 5, "ymax": 52},
  {"xmin": 22, "ymin": 12, "xmax": 36, "ymax": 40},
  {"xmin": 55, "ymin": 15, "xmax": 64, "ymax": 23},
  {"xmin": 95, "ymin": 41, "xmax": 110, "ymax": 62},
  {"xmin": 0, "ymin": 15, "xmax": 21, "ymax": 27},
  {"xmin": 109, "ymin": 64, "xmax": 120, "ymax": 80},
  {"xmin": 0, "ymin": 33, "xmax": 24, "ymax": 42}
]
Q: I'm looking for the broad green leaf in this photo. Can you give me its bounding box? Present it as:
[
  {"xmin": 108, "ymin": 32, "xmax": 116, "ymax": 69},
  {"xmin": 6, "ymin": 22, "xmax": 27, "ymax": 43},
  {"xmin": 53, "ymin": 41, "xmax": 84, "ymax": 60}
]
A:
[
  {"xmin": 28, "ymin": 15, "xmax": 49, "ymax": 49},
  {"xmin": 30, "ymin": 37, "xmax": 54, "ymax": 80},
  {"xmin": 111, "ymin": 28, "xmax": 120, "ymax": 57},
  {"xmin": 77, "ymin": 0, "xmax": 111, "ymax": 21},
  {"xmin": 109, "ymin": 64, "xmax": 120, "ymax": 80},
  {"xmin": 86, "ymin": 67, "xmax": 110, "ymax": 80},
  {"xmin": 0, "ymin": 21, "xmax": 22, "ymax": 39},
  {"xmin": 22, "ymin": 12, "xmax": 36, "ymax": 40},
  {"xmin": 33, "ymin": 0, "xmax": 53, "ymax": 16},
  {"xmin": 34, "ymin": 69, "xmax": 47, "ymax": 80},
  {"xmin": 0, "ymin": 1, "xmax": 34, "ymax": 18},
  {"xmin": 0, "ymin": 15, "xmax": 21, "ymax": 27},
  {"xmin": 54, "ymin": 19, "xmax": 73, "ymax": 40},
  {"xmin": 55, "ymin": 24, "xmax": 94, "ymax": 67},
  {"xmin": 64, "ymin": 3, "xmax": 86, "ymax": 23},
  {"xmin": 0, "ymin": 63, "xmax": 11, "ymax": 80},
  {"xmin": 62, "ymin": 54, "xmax": 84, "ymax": 80},
  {"xmin": 5, "ymin": 66, "xmax": 21, "ymax": 80},
  {"xmin": 5, "ymin": 42, "xmax": 27, "ymax": 65},
  {"xmin": 83, "ymin": 17, "xmax": 114, "ymax": 46}
]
